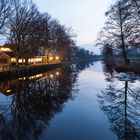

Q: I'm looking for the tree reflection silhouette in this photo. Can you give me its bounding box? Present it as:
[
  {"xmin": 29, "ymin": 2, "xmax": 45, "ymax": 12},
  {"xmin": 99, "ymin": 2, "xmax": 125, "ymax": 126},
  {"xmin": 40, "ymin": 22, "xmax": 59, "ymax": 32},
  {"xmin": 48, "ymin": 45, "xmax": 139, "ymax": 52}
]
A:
[
  {"xmin": 98, "ymin": 62, "xmax": 140, "ymax": 140},
  {"xmin": 0, "ymin": 61, "xmax": 93, "ymax": 140}
]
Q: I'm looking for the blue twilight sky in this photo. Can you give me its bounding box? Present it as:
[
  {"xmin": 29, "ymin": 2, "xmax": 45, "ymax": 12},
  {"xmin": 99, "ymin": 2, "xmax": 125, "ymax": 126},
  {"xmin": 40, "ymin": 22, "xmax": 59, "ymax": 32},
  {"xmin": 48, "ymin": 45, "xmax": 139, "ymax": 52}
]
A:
[{"xmin": 32, "ymin": 0, "xmax": 113, "ymax": 53}]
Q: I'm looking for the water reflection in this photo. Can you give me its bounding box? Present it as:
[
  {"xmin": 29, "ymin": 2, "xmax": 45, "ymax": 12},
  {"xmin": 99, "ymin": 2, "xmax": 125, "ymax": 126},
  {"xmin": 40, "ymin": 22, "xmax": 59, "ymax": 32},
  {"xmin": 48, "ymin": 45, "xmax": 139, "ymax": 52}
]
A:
[
  {"xmin": 0, "ymin": 61, "xmax": 93, "ymax": 140},
  {"xmin": 98, "ymin": 62, "xmax": 140, "ymax": 140}
]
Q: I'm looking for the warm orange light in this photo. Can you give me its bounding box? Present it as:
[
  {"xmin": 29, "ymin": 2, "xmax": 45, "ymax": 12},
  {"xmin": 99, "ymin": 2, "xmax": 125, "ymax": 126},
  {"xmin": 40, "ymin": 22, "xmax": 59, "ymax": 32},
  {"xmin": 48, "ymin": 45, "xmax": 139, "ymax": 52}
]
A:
[
  {"xmin": 11, "ymin": 58, "xmax": 16, "ymax": 63},
  {"xmin": 18, "ymin": 59, "xmax": 25, "ymax": 63},
  {"xmin": 0, "ymin": 47, "xmax": 12, "ymax": 52},
  {"xmin": 6, "ymin": 89, "xmax": 12, "ymax": 93},
  {"xmin": 34, "ymin": 58, "xmax": 43, "ymax": 62},
  {"xmin": 19, "ymin": 77, "xmax": 26, "ymax": 80},
  {"xmin": 50, "ymin": 74, "xmax": 53, "ymax": 78},
  {"xmin": 29, "ymin": 74, "xmax": 43, "ymax": 79},
  {"xmin": 55, "ymin": 56, "xmax": 59, "ymax": 60},
  {"xmin": 49, "ymin": 57, "xmax": 53, "ymax": 60},
  {"xmin": 56, "ymin": 72, "xmax": 60, "ymax": 76}
]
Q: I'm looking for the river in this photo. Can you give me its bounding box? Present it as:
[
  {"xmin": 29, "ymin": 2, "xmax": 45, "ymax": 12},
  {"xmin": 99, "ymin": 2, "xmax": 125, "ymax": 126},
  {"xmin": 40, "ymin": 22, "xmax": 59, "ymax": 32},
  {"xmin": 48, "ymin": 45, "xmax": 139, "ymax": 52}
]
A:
[{"xmin": 0, "ymin": 61, "xmax": 140, "ymax": 140}]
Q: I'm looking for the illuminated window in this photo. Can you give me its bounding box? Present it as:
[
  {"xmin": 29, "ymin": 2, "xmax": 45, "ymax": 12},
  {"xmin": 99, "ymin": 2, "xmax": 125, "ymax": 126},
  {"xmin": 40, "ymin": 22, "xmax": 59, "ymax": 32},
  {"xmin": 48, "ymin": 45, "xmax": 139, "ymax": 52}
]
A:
[{"xmin": 0, "ymin": 48, "xmax": 12, "ymax": 52}]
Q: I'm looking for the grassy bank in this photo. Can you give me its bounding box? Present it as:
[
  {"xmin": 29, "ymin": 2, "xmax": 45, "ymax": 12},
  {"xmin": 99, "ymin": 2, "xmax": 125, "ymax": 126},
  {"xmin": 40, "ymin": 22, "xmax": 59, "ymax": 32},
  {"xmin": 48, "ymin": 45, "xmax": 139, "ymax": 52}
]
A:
[{"xmin": 114, "ymin": 58, "xmax": 140, "ymax": 74}]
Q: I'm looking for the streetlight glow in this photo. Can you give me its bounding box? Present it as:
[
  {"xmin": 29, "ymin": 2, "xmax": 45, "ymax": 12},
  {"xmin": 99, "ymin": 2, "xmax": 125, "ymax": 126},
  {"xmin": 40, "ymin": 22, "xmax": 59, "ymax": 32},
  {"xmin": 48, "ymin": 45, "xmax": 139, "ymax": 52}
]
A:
[
  {"xmin": 49, "ymin": 57, "xmax": 53, "ymax": 60},
  {"xmin": 6, "ymin": 89, "xmax": 12, "ymax": 93},
  {"xmin": 50, "ymin": 74, "xmax": 54, "ymax": 78},
  {"xmin": 56, "ymin": 72, "xmax": 60, "ymax": 76},
  {"xmin": 55, "ymin": 56, "xmax": 59, "ymax": 60}
]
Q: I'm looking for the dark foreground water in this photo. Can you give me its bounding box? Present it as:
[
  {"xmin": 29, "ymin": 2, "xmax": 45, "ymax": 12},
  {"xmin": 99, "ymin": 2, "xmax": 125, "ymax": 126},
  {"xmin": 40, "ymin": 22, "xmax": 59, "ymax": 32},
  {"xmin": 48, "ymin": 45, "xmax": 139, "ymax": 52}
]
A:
[{"xmin": 0, "ymin": 61, "xmax": 140, "ymax": 140}]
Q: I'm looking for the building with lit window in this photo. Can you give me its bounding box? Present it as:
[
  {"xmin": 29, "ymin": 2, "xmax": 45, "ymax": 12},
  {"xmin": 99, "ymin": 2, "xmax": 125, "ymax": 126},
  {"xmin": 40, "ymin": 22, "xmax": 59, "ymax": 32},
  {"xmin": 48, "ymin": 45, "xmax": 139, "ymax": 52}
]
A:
[
  {"xmin": 0, "ymin": 45, "xmax": 16, "ymax": 65},
  {"xmin": 0, "ymin": 44, "xmax": 61, "ymax": 68}
]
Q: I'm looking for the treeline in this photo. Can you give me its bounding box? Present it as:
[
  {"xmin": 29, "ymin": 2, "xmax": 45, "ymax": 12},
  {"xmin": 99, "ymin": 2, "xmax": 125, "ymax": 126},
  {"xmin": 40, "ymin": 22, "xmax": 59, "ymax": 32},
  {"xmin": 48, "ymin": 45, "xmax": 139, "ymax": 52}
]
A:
[
  {"xmin": 71, "ymin": 46, "xmax": 95, "ymax": 61},
  {"xmin": 97, "ymin": 0, "xmax": 140, "ymax": 64},
  {"xmin": 0, "ymin": 0, "xmax": 94, "ymax": 64}
]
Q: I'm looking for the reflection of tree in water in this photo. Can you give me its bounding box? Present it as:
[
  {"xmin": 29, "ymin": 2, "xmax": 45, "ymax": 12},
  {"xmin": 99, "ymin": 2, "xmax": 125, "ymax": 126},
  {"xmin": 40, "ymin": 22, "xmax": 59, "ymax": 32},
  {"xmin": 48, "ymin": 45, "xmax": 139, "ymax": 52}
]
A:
[
  {"xmin": 98, "ymin": 62, "xmax": 140, "ymax": 140},
  {"xmin": 76, "ymin": 60, "xmax": 94, "ymax": 71},
  {"xmin": 0, "ymin": 61, "xmax": 93, "ymax": 140},
  {"xmin": 102, "ymin": 60, "xmax": 115, "ymax": 82}
]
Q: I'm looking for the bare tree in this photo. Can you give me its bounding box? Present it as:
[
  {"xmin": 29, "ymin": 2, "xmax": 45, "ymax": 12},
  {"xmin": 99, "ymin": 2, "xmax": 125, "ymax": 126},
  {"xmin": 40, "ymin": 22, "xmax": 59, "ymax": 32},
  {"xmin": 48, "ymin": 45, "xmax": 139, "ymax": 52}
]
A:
[
  {"xmin": 50, "ymin": 20, "xmax": 76, "ymax": 61},
  {"xmin": 0, "ymin": 0, "xmax": 13, "ymax": 35},
  {"xmin": 7, "ymin": 0, "xmax": 77, "ymax": 64},
  {"xmin": 128, "ymin": 0, "xmax": 140, "ymax": 14},
  {"xmin": 8, "ymin": 0, "xmax": 40, "ymax": 64},
  {"xmin": 97, "ymin": 0, "xmax": 139, "ymax": 64},
  {"xmin": 39, "ymin": 13, "xmax": 51, "ymax": 62}
]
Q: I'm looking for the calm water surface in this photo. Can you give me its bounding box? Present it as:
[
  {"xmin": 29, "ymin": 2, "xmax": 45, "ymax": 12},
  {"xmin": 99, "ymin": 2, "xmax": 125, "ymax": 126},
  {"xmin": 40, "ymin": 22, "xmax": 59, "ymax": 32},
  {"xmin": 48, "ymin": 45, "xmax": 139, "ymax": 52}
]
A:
[{"xmin": 0, "ymin": 61, "xmax": 140, "ymax": 140}]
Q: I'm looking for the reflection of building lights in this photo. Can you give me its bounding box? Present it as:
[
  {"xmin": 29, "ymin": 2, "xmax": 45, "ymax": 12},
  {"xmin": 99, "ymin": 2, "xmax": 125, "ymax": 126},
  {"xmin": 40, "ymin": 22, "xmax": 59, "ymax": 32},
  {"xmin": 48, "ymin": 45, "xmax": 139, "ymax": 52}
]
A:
[
  {"xmin": 29, "ymin": 74, "xmax": 43, "ymax": 79},
  {"xmin": 18, "ymin": 78, "xmax": 23, "ymax": 80},
  {"xmin": 35, "ymin": 74, "xmax": 43, "ymax": 78},
  {"xmin": 55, "ymin": 56, "xmax": 59, "ymax": 60},
  {"xmin": 50, "ymin": 74, "xmax": 53, "ymax": 78},
  {"xmin": 6, "ymin": 89, "xmax": 12, "ymax": 93},
  {"xmin": 49, "ymin": 57, "xmax": 53, "ymax": 61},
  {"xmin": 18, "ymin": 77, "xmax": 26, "ymax": 80},
  {"xmin": 56, "ymin": 72, "xmax": 60, "ymax": 76}
]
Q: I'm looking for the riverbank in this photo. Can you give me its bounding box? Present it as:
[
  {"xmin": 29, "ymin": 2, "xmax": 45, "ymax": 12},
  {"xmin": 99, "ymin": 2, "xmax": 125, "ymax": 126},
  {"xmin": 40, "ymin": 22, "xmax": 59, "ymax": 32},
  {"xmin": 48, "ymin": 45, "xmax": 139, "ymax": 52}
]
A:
[
  {"xmin": 0, "ymin": 63, "xmax": 61, "ymax": 82},
  {"xmin": 113, "ymin": 59, "xmax": 140, "ymax": 74},
  {"xmin": 0, "ymin": 59, "xmax": 98, "ymax": 82},
  {"xmin": 115, "ymin": 64, "xmax": 140, "ymax": 74}
]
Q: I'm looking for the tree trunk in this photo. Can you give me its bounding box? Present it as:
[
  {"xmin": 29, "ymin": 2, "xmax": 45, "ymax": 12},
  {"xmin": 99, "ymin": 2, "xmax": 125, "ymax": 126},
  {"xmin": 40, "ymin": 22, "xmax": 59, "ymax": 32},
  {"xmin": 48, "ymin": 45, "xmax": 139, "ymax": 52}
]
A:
[
  {"xmin": 25, "ymin": 58, "xmax": 28, "ymax": 65},
  {"xmin": 122, "ymin": 45, "xmax": 129, "ymax": 65},
  {"xmin": 124, "ymin": 81, "xmax": 128, "ymax": 140},
  {"xmin": 121, "ymin": 32, "xmax": 128, "ymax": 65},
  {"xmin": 119, "ymin": 7, "xmax": 129, "ymax": 65},
  {"xmin": 16, "ymin": 56, "xmax": 19, "ymax": 66},
  {"xmin": 120, "ymin": 24, "xmax": 129, "ymax": 65},
  {"xmin": 43, "ymin": 47, "xmax": 47, "ymax": 63}
]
